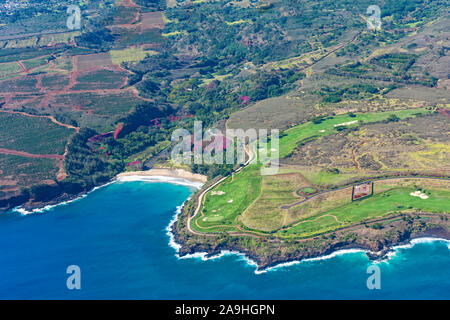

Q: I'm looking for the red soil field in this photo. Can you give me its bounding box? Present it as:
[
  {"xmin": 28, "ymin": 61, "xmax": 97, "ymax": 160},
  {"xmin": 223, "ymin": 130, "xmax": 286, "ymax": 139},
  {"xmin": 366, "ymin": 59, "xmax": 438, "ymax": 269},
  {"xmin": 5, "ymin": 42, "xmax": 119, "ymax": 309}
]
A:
[
  {"xmin": 141, "ymin": 11, "xmax": 165, "ymax": 30},
  {"xmin": 76, "ymin": 53, "xmax": 113, "ymax": 72},
  {"xmin": 437, "ymin": 108, "xmax": 450, "ymax": 118}
]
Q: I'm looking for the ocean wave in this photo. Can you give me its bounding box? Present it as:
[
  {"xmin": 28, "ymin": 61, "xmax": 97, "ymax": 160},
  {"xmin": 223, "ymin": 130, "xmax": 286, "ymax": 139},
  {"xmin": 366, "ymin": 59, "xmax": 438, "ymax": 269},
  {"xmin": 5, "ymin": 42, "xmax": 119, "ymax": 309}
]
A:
[
  {"xmin": 166, "ymin": 204, "xmax": 185, "ymax": 252},
  {"xmin": 168, "ymin": 202, "xmax": 450, "ymax": 273},
  {"xmin": 378, "ymin": 237, "xmax": 450, "ymax": 262},
  {"xmin": 165, "ymin": 202, "xmax": 263, "ymax": 273},
  {"xmin": 255, "ymin": 249, "xmax": 369, "ymax": 274},
  {"xmin": 166, "ymin": 203, "xmax": 371, "ymax": 274},
  {"xmin": 302, "ymin": 248, "xmax": 368, "ymax": 263}
]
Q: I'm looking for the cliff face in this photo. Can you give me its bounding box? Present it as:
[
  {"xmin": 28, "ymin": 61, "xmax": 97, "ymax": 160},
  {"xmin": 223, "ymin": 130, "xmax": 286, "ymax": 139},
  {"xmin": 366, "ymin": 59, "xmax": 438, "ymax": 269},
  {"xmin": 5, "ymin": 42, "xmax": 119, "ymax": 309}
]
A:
[
  {"xmin": 0, "ymin": 179, "xmax": 89, "ymax": 212},
  {"xmin": 173, "ymin": 198, "xmax": 450, "ymax": 271},
  {"xmin": 0, "ymin": 191, "xmax": 29, "ymax": 211}
]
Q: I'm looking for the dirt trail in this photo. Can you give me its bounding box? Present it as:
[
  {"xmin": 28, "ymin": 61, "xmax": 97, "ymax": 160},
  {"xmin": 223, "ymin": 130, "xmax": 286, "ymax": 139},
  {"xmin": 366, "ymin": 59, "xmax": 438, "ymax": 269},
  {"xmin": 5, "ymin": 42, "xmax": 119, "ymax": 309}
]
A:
[
  {"xmin": 17, "ymin": 61, "xmax": 27, "ymax": 73},
  {"xmin": 352, "ymin": 149, "xmax": 361, "ymax": 170},
  {"xmin": 0, "ymin": 109, "xmax": 77, "ymax": 181},
  {"xmin": 0, "ymin": 148, "xmax": 63, "ymax": 160},
  {"xmin": 0, "ymin": 109, "xmax": 79, "ymax": 132},
  {"xmin": 2, "ymin": 50, "xmax": 156, "ymax": 113},
  {"xmin": 130, "ymin": 87, "xmax": 153, "ymax": 102},
  {"xmin": 67, "ymin": 56, "xmax": 77, "ymax": 90}
]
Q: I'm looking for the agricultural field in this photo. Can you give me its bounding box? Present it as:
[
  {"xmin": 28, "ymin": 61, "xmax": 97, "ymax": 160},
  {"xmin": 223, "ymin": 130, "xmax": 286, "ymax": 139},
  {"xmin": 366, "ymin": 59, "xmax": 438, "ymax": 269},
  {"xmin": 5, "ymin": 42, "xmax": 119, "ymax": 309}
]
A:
[
  {"xmin": 77, "ymin": 53, "xmax": 114, "ymax": 72},
  {"xmin": 49, "ymin": 90, "xmax": 144, "ymax": 117},
  {"xmin": 112, "ymin": 28, "xmax": 164, "ymax": 48},
  {"xmin": 0, "ymin": 154, "xmax": 59, "ymax": 193},
  {"xmin": 110, "ymin": 47, "xmax": 156, "ymax": 65},
  {"xmin": 21, "ymin": 56, "xmax": 51, "ymax": 71},
  {"xmin": 0, "ymin": 112, "xmax": 75, "ymax": 155},
  {"xmin": 0, "ymin": 0, "xmax": 173, "ymax": 205},
  {"xmin": 70, "ymin": 69, "xmax": 128, "ymax": 90},
  {"xmin": 0, "ymin": 62, "xmax": 22, "ymax": 77},
  {"xmin": 40, "ymin": 74, "xmax": 71, "ymax": 90},
  {"xmin": 0, "ymin": 77, "xmax": 39, "ymax": 93},
  {"xmin": 112, "ymin": 4, "xmax": 140, "ymax": 25},
  {"xmin": 140, "ymin": 11, "xmax": 165, "ymax": 30}
]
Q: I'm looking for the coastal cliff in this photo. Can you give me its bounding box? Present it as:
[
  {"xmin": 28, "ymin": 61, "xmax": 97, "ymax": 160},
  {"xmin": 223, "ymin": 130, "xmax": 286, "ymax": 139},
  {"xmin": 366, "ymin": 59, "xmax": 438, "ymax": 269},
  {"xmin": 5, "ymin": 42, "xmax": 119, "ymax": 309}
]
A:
[{"xmin": 172, "ymin": 187, "xmax": 450, "ymax": 271}]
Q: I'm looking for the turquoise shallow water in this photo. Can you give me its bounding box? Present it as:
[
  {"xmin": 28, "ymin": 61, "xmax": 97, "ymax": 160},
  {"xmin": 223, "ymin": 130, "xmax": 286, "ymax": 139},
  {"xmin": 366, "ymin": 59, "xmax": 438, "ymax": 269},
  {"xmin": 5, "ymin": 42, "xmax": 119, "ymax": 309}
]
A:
[{"xmin": 0, "ymin": 180, "xmax": 448, "ymax": 299}]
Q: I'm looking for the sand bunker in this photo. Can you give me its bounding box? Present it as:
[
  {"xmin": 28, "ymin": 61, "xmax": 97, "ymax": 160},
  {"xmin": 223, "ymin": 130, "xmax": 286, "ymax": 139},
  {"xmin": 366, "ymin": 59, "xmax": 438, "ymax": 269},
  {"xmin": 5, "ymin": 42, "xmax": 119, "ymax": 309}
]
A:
[
  {"xmin": 410, "ymin": 191, "xmax": 429, "ymax": 199},
  {"xmin": 211, "ymin": 191, "xmax": 226, "ymax": 195},
  {"xmin": 334, "ymin": 120, "xmax": 358, "ymax": 127}
]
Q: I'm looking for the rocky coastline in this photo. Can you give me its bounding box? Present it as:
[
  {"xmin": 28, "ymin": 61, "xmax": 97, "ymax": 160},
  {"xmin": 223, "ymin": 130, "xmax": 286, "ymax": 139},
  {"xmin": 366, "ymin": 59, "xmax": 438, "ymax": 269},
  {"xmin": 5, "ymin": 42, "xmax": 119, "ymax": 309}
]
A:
[{"xmin": 172, "ymin": 192, "xmax": 449, "ymax": 271}]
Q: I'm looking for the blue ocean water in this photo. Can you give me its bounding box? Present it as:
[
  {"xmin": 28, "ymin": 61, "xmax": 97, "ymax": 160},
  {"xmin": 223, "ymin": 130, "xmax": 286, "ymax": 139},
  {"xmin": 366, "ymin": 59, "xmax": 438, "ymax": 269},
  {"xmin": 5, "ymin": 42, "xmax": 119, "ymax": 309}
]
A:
[{"xmin": 0, "ymin": 180, "xmax": 448, "ymax": 299}]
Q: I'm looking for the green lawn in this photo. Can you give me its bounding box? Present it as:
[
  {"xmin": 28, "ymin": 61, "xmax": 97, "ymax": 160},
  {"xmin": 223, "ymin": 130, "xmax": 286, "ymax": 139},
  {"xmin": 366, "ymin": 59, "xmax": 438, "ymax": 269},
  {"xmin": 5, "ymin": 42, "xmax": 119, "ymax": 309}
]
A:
[
  {"xmin": 278, "ymin": 186, "xmax": 449, "ymax": 238},
  {"xmin": 278, "ymin": 215, "xmax": 340, "ymax": 238},
  {"xmin": 194, "ymin": 164, "xmax": 262, "ymax": 232},
  {"xmin": 278, "ymin": 108, "xmax": 431, "ymax": 158}
]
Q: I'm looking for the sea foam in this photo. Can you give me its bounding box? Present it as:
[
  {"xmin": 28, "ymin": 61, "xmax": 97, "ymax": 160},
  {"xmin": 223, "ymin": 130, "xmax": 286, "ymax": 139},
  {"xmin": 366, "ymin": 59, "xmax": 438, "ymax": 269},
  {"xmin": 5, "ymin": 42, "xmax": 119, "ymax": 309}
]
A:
[
  {"xmin": 379, "ymin": 237, "xmax": 450, "ymax": 262},
  {"xmin": 166, "ymin": 200, "xmax": 371, "ymax": 274},
  {"xmin": 166, "ymin": 203, "xmax": 261, "ymax": 271},
  {"xmin": 12, "ymin": 180, "xmax": 116, "ymax": 215},
  {"xmin": 168, "ymin": 202, "xmax": 450, "ymax": 274}
]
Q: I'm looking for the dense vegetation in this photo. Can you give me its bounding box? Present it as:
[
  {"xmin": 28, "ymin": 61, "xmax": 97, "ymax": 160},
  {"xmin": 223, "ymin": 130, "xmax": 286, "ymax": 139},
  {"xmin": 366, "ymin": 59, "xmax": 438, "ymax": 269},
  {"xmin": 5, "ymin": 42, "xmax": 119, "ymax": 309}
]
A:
[{"xmin": 0, "ymin": 0, "xmax": 448, "ymax": 211}]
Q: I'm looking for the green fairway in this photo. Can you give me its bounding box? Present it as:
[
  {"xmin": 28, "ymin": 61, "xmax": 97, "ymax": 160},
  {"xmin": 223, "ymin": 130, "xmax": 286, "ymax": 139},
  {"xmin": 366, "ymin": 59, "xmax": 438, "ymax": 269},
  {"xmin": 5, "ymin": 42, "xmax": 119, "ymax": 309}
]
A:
[
  {"xmin": 278, "ymin": 186, "xmax": 450, "ymax": 238},
  {"xmin": 194, "ymin": 164, "xmax": 262, "ymax": 232},
  {"xmin": 300, "ymin": 187, "xmax": 318, "ymax": 194},
  {"xmin": 195, "ymin": 107, "xmax": 442, "ymax": 235},
  {"xmin": 278, "ymin": 215, "xmax": 341, "ymax": 238},
  {"xmin": 278, "ymin": 108, "xmax": 431, "ymax": 158}
]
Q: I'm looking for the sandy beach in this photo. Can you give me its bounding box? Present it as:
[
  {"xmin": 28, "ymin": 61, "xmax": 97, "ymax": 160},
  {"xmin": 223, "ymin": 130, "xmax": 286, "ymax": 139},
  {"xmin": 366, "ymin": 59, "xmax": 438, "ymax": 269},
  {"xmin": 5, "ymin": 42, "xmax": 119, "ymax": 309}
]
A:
[{"xmin": 116, "ymin": 168, "xmax": 208, "ymax": 183}]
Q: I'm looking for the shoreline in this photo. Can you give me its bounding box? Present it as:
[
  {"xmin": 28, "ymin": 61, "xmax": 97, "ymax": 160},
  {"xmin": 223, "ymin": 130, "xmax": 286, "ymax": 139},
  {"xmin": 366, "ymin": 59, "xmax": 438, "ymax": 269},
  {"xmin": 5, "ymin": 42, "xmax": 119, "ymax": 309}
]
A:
[
  {"xmin": 10, "ymin": 168, "xmax": 206, "ymax": 215},
  {"xmin": 173, "ymin": 229, "xmax": 450, "ymax": 273},
  {"xmin": 168, "ymin": 200, "xmax": 450, "ymax": 273},
  {"xmin": 170, "ymin": 187, "xmax": 449, "ymax": 272},
  {"xmin": 6, "ymin": 176, "xmax": 449, "ymax": 274},
  {"xmin": 116, "ymin": 168, "xmax": 208, "ymax": 183}
]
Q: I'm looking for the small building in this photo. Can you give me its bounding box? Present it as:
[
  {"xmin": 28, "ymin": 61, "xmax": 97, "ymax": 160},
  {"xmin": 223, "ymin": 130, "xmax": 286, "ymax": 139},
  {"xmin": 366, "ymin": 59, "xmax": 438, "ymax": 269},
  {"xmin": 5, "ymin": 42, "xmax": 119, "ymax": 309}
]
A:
[{"xmin": 351, "ymin": 182, "xmax": 374, "ymax": 201}]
